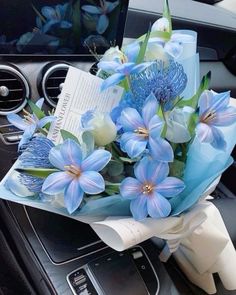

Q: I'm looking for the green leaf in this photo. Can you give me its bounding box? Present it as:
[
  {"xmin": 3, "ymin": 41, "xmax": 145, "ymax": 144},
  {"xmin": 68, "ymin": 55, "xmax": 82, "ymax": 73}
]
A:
[
  {"xmin": 31, "ymin": 4, "xmax": 46, "ymax": 23},
  {"xmin": 119, "ymin": 157, "xmax": 137, "ymax": 164},
  {"xmin": 138, "ymin": 31, "xmax": 171, "ymax": 43},
  {"xmin": 105, "ymin": 182, "xmax": 120, "ymax": 195},
  {"xmin": 188, "ymin": 112, "xmax": 199, "ymax": 136},
  {"xmin": 176, "ymin": 71, "xmax": 211, "ymax": 109},
  {"xmin": 27, "ymin": 100, "xmax": 45, "ymax": 120},
  {"xmin": 60, "ymin": 130, "xmax": 79, "ymax": 143},
  {"xmin": 107, "ymin": 160, "xmax": 124, "ymax": 177},
  {"xmin": 169, "ymin": 160, "xmax": 185, "ymax": 179},
  {"xmin": 136, "ymin": 25, "xmax": 151, "ymax": 64},
  {"xmin": 163, "ymin": 0, "xmax": 172, "ymax": 34},
  {"xmin": 16, "ymin": 168, "xmax": 59, "ymax": 178}
]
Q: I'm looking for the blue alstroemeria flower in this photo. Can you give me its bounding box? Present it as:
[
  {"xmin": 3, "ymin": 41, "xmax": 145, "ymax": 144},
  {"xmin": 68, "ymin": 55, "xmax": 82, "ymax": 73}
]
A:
[
  {"xmin": 42, "ymin": 139, "xmax": 111, "ymax": 214},
  {"xmin": 118, "ymin": 93, "xmax": 174, "ymax": 162},
  {"xmin": 37, "ymin": 4, "xmax": 72, "ymax": 33},
  {"xmin": 120, "ymin": 157, "xmax": 185, "ymax": 220},
  {"xmin": 7, "ymin": 98, "xmax": 55, "ymax": 148},
  {"xmin": 18, "ymin": 137, "xmax": 55, "ymax": 193},
  {"xmin": 81, "ymin": 0, "xmax": 119, "ymax": 34},
  {"xmin": 196, "ymin": 90, "xmax": 236, "ymax": 150},
  {"xmin": 130, "ymin": 60, "xmax": 187, "ymax": 111}
]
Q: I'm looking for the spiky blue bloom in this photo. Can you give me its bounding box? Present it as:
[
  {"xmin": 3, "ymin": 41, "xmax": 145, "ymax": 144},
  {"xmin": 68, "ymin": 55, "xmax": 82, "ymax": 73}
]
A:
[
  {"xmin": 42, "ymin": 139, "xmax": 111, "ymax": 214},
  {"xmin": 118, "ymin": 93, "xmax": 174, "ymax": 162},
  {"xmin": 120, "ymin": 157, "xmax": 185, "ymax": 220},
  {"xmin": 196, "ymin": 90, "xmax": 236, "ymax": 150},
  {"xmin": 130, "ymin": 60, "xmax": 187, "ymax": 111},
  {"xmin": 18, "ymin": 137, "xmax": 55, "ymax": 193}
]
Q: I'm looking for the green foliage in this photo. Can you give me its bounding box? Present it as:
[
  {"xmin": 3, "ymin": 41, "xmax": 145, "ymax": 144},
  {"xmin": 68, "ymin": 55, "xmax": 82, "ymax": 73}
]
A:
[
  {"xmin": 163, "ymin": 0, "xmax": 172, "ymax": 34},
  {"xmin": 169, "ymin": 160, "xmax": 185, "ymax": 179},
  {"xmin": 105, "ymin": 182, "xmax": 120, "ymax": 195},
  {"xmin": 107, "ymin": 160, "xmax": 124, "ymax": 177},
  {"xmin": 27, "ymin": 100, "xmax": 45, "ymax": 120},
  {"xmin": 136, "ymin": 25, "xmax": 151, "ymax": 64},
  {"xmin": 16, "ymin": 168, "xmax": 58, "ymax": 178},
  {"xmin": 60, "ymin": 129, "xmax": 79, "ymax": 143}
]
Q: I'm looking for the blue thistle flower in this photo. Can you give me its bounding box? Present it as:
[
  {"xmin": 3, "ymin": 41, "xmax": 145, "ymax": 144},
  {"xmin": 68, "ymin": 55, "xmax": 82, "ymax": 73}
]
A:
[{"xmin": 130, "ymin": 60, "xmax": 187, "ymax": 111}]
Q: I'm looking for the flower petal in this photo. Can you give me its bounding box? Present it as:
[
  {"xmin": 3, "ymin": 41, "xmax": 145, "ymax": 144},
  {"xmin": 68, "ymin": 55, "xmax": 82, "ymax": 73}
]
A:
[
  {"xmin": 81, "ymin": 5, "xmax": 102, "ymax": 14},
  {"xmin": 120, "ymin": 133, "xmax": 147, "ymax": 158},
  {"xmin": 149, "ymin": 137, "xmax": 174, "ymax": 162},
  {"xmin": 211, "ymin": 91, "xmax": 231, "ymax": 112},
  {"xmin": 130, "ymin": 195, "xmax": 148, "ymax": 221},
  {"xmin": 130, "ymin": 62, "xmax": 151, "ymax": 75},
  {"xmin": 142, "ymin": 93, "xmax": 159, "ymax": 126},
  {"xmin": 196, "ymin": 122, "xmax": 214, "ymax": 143},
  {"xmin": 7, "ymin": 113, "xmax": 28, "ymax": 130},
  {"xmin": 49, "ymin": 145, "xmax": 67, "ymax": 170},
  {"xmin": 64, "ymin": 179, "xmax": 84, "ymax": 214},
  {"xmin": 147, "ymin": 160, "xmax": 169, "ymax": 185},
  {"xmin": 35, "ymin": 98, "xmax": 44, "ymax": 109},
  {"xmin": 211, "ymin": 126, "xmax": 226, "ymax": 150},
  {"xmin": 148, "ymin": 115, "xmax": 163, "ymax": 138},
  {"xmin": 156, "ymin": 177, "xmax": 185, "ymax": 198},
  {"xmin": 18, "ymin": 124, "xmax": 36, "ymax": 148},
  {"xmin": 38, "ymin": 116, "xmax": 55, "ymax": 128},
  {"xmin": 42, "ymin": 172, "xmax": 72, "ymax": 194},
  {"xmin": 97, "ymin": 14, "xmax": 109, "ymax": 34},
  {"xmin": 147, "ymin": 192, "xmax": 171, "ymax": 218},
  {"xmin": 81, "ymin": 150, "xmax": 111, "ymax": 172},
  {"xmin": 60, "ymin": 139, "xmax": 82, "ymax": 166},
  {"xmin": 101, "ymin": 73, "xmax": 125, "ymax": 91},
  {"xmin": 106, "ymin": 1, "xmax": 119, "ymax": 13},
  {"xmin": 119, "ymin": 108, "xmax": 144, "ymax": 131},
  {"xmin": 211, "ymin": 106, "xmax": 236, "ymax": 126},
  {"xmin": 97, "ymin": 61, "xmax": 121, "ymax": 72},
  {"xmin": 134, "ymin": 157, "xmax": 149, "ymax": 183},
  {"xmin": 116, "ymin": 62, "xmax": 136, "ymax": 74},
  {"xmin": 165, "ymin": 41, "xmax": 183, "ymax": 59},
  {"xmin": 120, "ymin": 177, "xmax": 142, "ymax": 200},
  {"xmin": 41, "ymin": 6, "xmax": 56, "ymax": 19},
  {"xmin": 124, "ymin": 42, "xmax": 140, "ymax": 63},
  {"xmin": 79, "ymin": 171, "xmax": 105, "ymax": 194}
]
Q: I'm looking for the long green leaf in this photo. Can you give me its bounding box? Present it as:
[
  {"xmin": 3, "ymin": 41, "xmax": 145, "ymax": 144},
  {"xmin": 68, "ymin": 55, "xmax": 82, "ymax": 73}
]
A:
[
  {"xmin": 16, "ymin": 168, "xmax": 59, "ymax": 178},
  {"xmin": 138, "ymin": 30, "xmax": 170, "ymax": 43},
  {"xmin": 163, "ymin": 0, "xmax": 172, "ymax": 34},
  {"xmin": 60, "ymin": 129, "xmax": 79, "ymax": 143},
  {"xmin": 136, "ymin": 25, "xmax": 151, "ymax": 64},
  {"xmin": 27, "ymin": 100, "xmax": 45, "ymax": 120}
]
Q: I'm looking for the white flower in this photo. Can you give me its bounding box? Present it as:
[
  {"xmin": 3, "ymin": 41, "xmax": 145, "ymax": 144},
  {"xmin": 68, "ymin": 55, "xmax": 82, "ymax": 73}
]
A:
[
  {"xmin": 166, "ymin": 106, "xmax": 194, "ymax": 143},
  {"xmin": 82, "ymin": 111, "xmax": 117, "ymax": 146},
  {"xmin": 145, "ymin": 42, "xmax": 169, "ymax": 63},
  {"xmin": 100, "ymin": 46, "xmax": 123, "ymax": 62},
  {"xmin": 151, "ymin": 17, "xmax": 170, "ymax": 33}
]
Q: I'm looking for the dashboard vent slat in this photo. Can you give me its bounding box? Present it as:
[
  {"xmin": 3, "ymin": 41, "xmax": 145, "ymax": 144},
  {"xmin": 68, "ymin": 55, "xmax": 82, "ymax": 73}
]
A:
[
  {"xmin": 42, "ymin": 64, "xmax": 69, "ymax": 108},
  {"xmin": 0, "ymin": 65, "xmax": 29, "ymax": 115}
]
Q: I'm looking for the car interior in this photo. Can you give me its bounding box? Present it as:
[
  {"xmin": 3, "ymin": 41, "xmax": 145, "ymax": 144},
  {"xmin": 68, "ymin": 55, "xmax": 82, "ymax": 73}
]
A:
[{"xmin": 0, "ymin": 0, "xmax": 235, "ymax": 294}]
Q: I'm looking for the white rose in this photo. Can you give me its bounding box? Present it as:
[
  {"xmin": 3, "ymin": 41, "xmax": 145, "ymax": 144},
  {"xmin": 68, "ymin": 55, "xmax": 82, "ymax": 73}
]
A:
[{"xmin": 151, "ymin": 17, "xmax": 170, "ymax": 33}]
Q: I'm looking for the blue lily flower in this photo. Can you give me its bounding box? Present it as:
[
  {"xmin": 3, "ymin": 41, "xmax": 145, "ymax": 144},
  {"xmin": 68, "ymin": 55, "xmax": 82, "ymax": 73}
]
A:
[
  {"xmin": 37, "ymin": 4, "xmax": 72, "ymax": 33},
  {"xmin": 196, "ymin": 90, "xmax": 236, "ymax": 150},
  {"xmin": 130, "ymin": 60, "xmax": 187, "ymax": 111},
  {"xmin": 8, "ymin": 137, "xmax": 55, "ymax": 194},
  {"xmin": 118, "ymin": 93, "xmax": 174, "ymax": 162},
  {"xmin": 81, "ymin": 0, "xmax": 119, "ymax": 34},
  {"xmin": 42, "ymin": 139, "xmax": 111, "ymax": 214},
  {"xmin": 120, "ymin": 157, "xmax": 185, "ymax": 220},
  {"xmin": 7, "ymin": 98, "xmax": 55, "ymax": 149}
]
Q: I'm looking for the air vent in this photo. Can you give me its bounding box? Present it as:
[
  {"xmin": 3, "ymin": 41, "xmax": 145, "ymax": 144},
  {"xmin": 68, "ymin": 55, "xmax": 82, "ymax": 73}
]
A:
[
  {"xmin": 0, "ymin": 65, "xmax": 29, "ymax": 115},
  {"xmin": 42, "ymin": 63, "xmax": 69, "ymax": 108}
]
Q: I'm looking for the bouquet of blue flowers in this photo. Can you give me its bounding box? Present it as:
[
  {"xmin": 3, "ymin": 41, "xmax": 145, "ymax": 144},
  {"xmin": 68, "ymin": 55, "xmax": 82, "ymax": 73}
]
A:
[{"xmin": 1, "ymin": 1, "xmax": 236, "ymax": 292}]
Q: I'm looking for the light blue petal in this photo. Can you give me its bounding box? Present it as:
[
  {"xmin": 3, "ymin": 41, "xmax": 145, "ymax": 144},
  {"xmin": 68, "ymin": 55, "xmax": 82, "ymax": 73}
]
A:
[
  {"xmin": 79, "ymin": 171, "xmax": 105, "ymax": 194},
  {"xmin": 130, "ymin": 195, "xmax": 148, "ymax": 221},
  {"xmin": 147, "ymin": 192, "xmax": 171, "ymax": 218},
  {"xmin": 18, "ymin": 124, "xmax": 36, "ymax": 148},
  {"xmin": 81, "ymin": 150, "xmax": 111, "ymax": 172},
  {"xmin": 211, "ymin": 126, "xmax": 226, "ymax": 150},
  {"xmin": 106, "ymin": 1, "xmax": 119, "ymax": 13},
  {"xmin": 42, "ymin": 171, "xmax": 72, "ymax": 194},
  {"xmin": 147, "ymin": 160, "xmax": 169, "ymax": 185},
  {"xmin": 64, "ymin": 179, "xmax": 84, "ymax": 214},
  {"xmin": 101, "ymin": 73, "xmax": 125, "ymax": 91},
  {"xmin": 35, "ymin": 98, "xmax": 44, "ymax": 109},
  {"xmin": 41, "ymin": 6, "xmax": 56, "ymax": 19},
  {"xmin": 198, "ymin": 91, "xmax": 213, "ymax": 116},
  {"xmin": 97, "ymin": 61, "xmax": 121, "ymax": 72},
  {"xmin": 116, "ymin": 62, "xmax": 136, "ymax": 74},
  {"xmin": 81, "ymin": 5, "xmax": 102, "ymax": 14},
  {"xmin": 134, "ymin": 157, "xmax": 149, "ymax": 183},
  {"xmin": 49, "ymin": 145, "xmax": 67, "ymax": 170},
  {"xmin": 149, "ymin": 137, "xmax": 174, "ymax": 162},
  {"xmin": 142, "ymin": 93, "xmax": 159, "ymax": 126},
  {"xmin": 124, "ymin": 42, "xmax": 140, "ymax": 63},
  {"xmin": 7, "ymin": 113, "xmax": 28, "ymax": 130},
  {"xmin": 155, "ymin": 177, "xmax": 185, "ymax": 198},
  {"xmin": 130, "ymin": 62, "xmax": 151, "ymax": 75},
  {"xmin": 60, "ymin": 21, "xmax": 72, "ymax": 29},
  {"xmin": 121, "ymin": 133, "xmax": 147, "ymax": 158},
  {"xmin": 97, "ymin": 14, "xmax": 109, "ymax": 34},
  {"xmin": 165, "ymin": 41, "xmax": 183, "ymax": 59},
  {"xmin": 119, "ymin": 108, "xmax": 144, "ymax": 131},
  {"xmin": 60, "ymin": 139, "xmax": 82, "ymax": 166},
  {"xmin": 120, "ymin": 177, "xmax": 142, "ymax": 200},
  {"xmin": 212, "ymin": 91, "xmax": 231, "ymax": 112},
  {"xmin": 211, "ymin": 106, "xmax": 236, "ymax": 126},
  {"xmin": 196, "ymin": 122, "xmax": 214, "ymax": 143},
  {"xmin": 148, "ymin": 115, "xmax": 163, "ymax": 138},
  {"xmin": 38, "ymin": 116, "xmax": 55, "ymax": 128},
  {"xmin": 42, "ymin": 20, "xmax": 58, "ymax": 33}
]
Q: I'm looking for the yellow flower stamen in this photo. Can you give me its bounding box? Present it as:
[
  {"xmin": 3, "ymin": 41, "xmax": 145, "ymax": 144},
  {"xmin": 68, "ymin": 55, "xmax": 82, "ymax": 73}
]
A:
[
  {"xmin": 134, "ymin": 127, "xmax": 149, "ymax": 138},
  {"xmin": 65, "ymin": 165, "xmax": 81, "ymax": 178},
  {"xmin": 201, "ymin": 110, "xmax": 216, "ymax": 124},
  {"xmin": 142, "ymin": 183, "xmax": 154, "ymax": 195}
]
